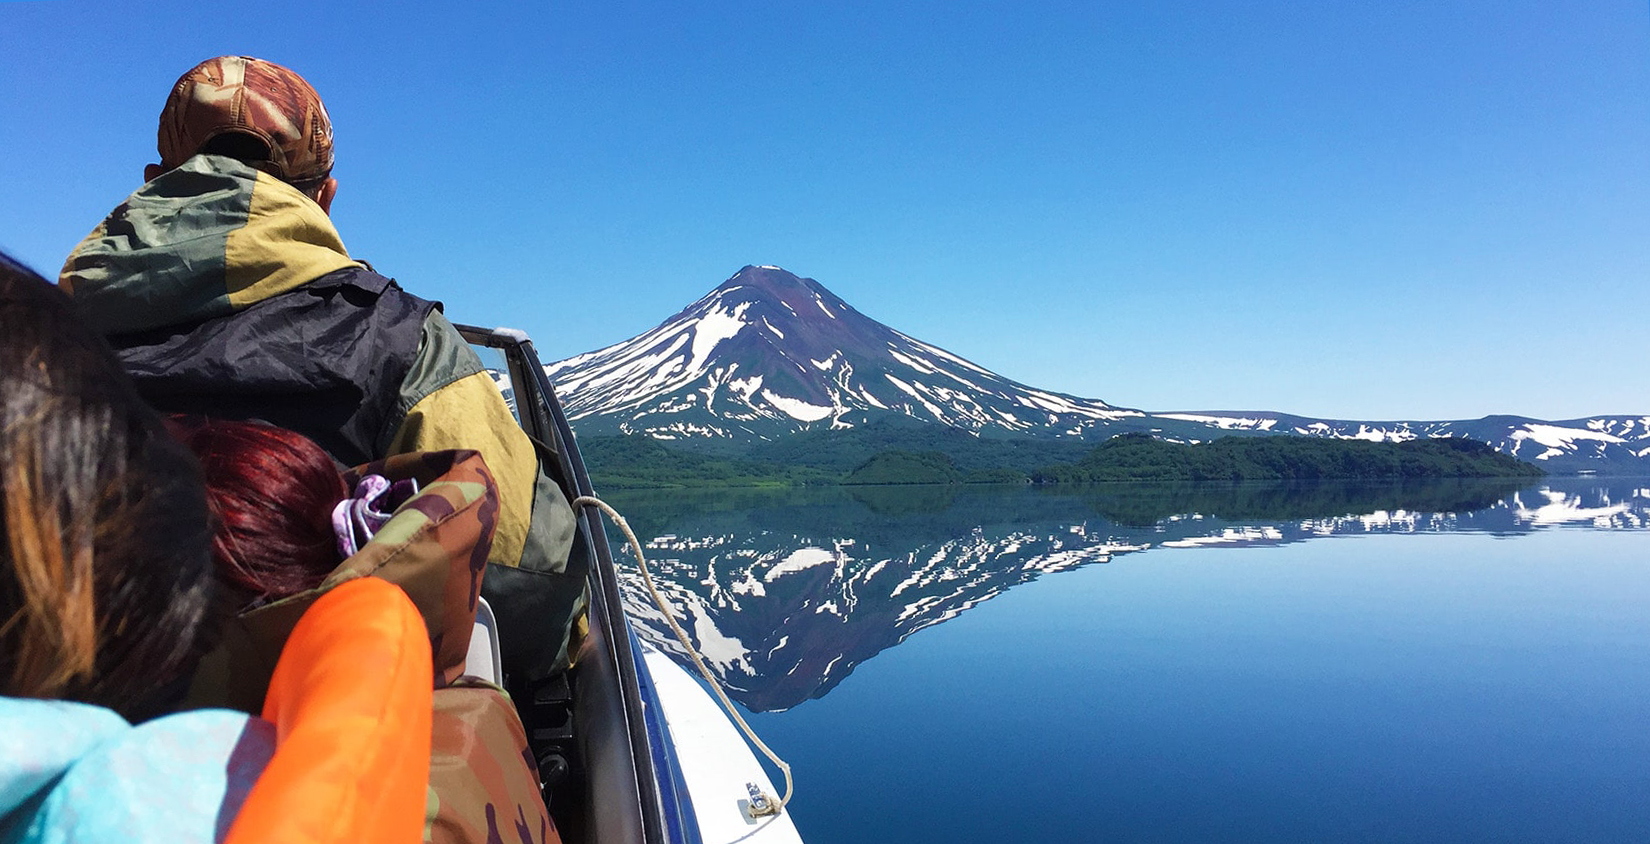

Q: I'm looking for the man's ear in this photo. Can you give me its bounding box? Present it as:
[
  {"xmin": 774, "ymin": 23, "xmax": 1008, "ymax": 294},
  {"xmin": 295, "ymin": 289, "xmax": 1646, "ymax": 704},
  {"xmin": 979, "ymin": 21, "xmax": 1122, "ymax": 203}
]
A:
[
  {"xmin": 144, "ymin": 163, "xmax": 164, "ymax": 182},
  {"xmin": 315, "ymin": 177, "xmax": 338, "ymax": 215}
]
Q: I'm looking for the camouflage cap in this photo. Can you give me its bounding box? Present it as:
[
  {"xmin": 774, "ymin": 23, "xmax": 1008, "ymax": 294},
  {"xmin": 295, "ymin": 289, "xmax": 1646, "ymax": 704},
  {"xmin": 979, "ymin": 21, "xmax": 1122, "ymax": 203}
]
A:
[{"xmin": 158, "ymin": 56, "xmax": 334, "ymax": 183}]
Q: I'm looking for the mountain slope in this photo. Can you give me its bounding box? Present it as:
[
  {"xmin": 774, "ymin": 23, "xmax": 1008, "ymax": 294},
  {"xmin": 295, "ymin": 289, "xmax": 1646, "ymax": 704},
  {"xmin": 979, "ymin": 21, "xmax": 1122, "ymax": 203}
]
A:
[
  {"xmin": 544, "ymin": 265, "xmax": 1650, "ymax": 473},
  {"xmin": 545, "ymin": 265, "xmax": 1140, "ymax": 440}
]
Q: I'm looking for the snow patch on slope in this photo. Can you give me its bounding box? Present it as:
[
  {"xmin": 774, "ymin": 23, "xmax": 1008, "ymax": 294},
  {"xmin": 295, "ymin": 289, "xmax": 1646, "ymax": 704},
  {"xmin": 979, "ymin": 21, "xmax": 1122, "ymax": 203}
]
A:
[
  {"xmin": 690, "ymin": 303, "xmax": 749, "ymax": 369},
  {"xmin": 1158, "ymin": 413, "xmax": 1279, "ymax": 431},
  {"xmin": 762, "ymin": 390, "xmax": 834, "ymax": 422},
  {"xmin": 765, "ymin": 547, "xmax": 836, "ymax": 581}
]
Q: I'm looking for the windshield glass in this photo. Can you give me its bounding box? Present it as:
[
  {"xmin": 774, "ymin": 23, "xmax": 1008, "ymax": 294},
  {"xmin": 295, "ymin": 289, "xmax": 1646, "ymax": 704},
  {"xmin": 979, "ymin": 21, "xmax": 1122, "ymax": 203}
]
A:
[{"xmin": 468, "ymin": 342, "xmax": 520, "ymax": 426}]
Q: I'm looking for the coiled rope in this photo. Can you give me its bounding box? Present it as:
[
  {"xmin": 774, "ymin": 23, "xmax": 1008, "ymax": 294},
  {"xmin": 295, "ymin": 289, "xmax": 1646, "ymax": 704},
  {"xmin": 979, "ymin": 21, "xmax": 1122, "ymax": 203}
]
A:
[{"xmin": 573, "ymin": 495, "xmax": 794, "ymax": 817}]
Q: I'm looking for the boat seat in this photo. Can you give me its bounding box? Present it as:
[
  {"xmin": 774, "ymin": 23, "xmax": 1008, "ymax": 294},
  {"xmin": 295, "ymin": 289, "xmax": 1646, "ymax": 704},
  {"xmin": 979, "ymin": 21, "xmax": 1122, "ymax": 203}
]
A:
[{"xmin": 467, "ymin": 596, "xmax": 504, "ymax": 687}]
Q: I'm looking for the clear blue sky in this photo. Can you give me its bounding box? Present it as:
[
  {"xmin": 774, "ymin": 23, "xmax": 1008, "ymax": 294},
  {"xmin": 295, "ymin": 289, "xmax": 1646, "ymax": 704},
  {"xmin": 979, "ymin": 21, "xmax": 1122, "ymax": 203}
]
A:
[{"xmin": 2, "ymin": 1, "xmax": 1646, "ymax": 421}]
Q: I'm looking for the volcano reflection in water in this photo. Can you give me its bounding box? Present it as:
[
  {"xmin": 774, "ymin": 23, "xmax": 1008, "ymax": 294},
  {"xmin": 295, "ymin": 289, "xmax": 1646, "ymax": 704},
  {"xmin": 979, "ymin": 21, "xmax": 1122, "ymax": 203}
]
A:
[{"xmin": 602, "ymin": 477, "xmax": 1648, "ymax": 712}]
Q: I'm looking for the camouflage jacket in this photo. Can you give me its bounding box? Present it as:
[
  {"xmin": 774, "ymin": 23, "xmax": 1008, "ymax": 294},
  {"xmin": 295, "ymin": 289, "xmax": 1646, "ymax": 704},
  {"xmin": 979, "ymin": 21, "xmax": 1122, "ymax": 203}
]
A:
[
  {"xmin": 186, "ymin": 449, "xmax": 556, "ymax": 843},
  {"xmin": 431, "ymin": 680, "xmax": 559, "ymax": 844}
]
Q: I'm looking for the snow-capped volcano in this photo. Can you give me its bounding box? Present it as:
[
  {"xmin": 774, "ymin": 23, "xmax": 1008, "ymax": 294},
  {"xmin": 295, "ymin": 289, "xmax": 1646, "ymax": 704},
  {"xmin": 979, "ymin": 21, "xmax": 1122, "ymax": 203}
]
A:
[
  {"xmin": 542, "ymin": 264, "xmax": 1649, "ymax": 472},
  {"xmin": 546, "ymin": 265, "xmax": 1141, "ymax": 439}
]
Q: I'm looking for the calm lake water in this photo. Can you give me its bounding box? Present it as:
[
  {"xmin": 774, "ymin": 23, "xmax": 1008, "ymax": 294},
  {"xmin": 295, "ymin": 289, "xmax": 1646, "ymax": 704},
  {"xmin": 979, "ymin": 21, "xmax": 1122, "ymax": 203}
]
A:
[{"xmin": 603, "ymin": 478, "xmax": 1650, "ymax": 844}]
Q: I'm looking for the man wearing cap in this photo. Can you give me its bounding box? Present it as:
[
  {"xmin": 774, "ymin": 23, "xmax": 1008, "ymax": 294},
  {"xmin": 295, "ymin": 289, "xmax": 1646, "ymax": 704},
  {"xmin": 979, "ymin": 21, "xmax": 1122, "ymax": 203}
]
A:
[{"xmin": 60, "ymin": 56, "xmax": 587, "ymax": 674}]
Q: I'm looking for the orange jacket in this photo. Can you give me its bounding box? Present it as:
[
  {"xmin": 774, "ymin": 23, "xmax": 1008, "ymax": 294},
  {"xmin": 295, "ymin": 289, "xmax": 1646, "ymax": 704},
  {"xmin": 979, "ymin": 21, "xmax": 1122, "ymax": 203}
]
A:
[{"xmin": 227, "ymin": 577, "xmax": 433, "ymax": 844}]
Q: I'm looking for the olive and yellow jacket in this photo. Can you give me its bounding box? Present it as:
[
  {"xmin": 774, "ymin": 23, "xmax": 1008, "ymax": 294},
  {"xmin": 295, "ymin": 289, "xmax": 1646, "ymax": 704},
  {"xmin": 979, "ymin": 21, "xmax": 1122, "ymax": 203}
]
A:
[{"xmin": 61, "ymin": 155, "xmax": 585, "ymax": 671}]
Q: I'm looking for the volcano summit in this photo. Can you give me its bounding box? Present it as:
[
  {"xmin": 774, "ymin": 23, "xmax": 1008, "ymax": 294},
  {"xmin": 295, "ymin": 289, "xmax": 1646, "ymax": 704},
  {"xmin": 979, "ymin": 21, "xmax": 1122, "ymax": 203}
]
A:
[{"xmin": 546, "ymin": 265, "xmax": 1139, "ymax": 440}]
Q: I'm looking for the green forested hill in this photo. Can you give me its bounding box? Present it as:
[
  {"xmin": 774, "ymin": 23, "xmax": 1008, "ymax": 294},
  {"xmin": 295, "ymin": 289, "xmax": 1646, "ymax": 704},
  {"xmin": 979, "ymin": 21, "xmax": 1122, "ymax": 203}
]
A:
[
  {"xmin": 678, "ymin": 417, "xmax": 1093, "ymax": 473},
  {"xmin": 578, "ymin": 428, "xmax": 1541, "ymax": 488},
  {"xmin": 1030, "ymin": 432, "xmax": 1543, "ymax": 483},
  {"xmin": 577, "ymin": 435, "xmax": 838, "ymax": 488},
  {"xmin": 843, "ymin": 451, "xmax": 963, "ymax": 485}
]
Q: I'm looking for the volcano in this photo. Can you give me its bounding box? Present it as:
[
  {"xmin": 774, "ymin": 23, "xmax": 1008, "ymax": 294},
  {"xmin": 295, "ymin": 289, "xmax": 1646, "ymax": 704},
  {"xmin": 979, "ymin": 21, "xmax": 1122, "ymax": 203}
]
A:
[
  {"xmin": 545, "ymin": 265, "xmax": 1140, "ymax": 440},
  {"xmin": 542, "ymin": 265, "xmax": 1650, "ymax": 472}
]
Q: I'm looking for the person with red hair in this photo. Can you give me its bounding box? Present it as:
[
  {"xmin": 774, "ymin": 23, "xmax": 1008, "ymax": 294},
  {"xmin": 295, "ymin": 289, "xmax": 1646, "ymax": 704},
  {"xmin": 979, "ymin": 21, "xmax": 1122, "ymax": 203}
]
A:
[
  {"xmin": 171, "ymin": 416, "xmax": 558, "ymax": 844},
  {"xmin": 165, "ymin": 417, "xmax": 349, "ymax": 610}
]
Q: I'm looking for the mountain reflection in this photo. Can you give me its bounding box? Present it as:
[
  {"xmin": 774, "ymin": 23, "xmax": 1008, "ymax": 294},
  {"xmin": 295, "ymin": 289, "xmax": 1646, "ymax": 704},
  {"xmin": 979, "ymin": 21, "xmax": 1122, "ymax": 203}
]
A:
[{"xmin": 603, "ymin": 478, "xmax": 1649, "ymax": 712}]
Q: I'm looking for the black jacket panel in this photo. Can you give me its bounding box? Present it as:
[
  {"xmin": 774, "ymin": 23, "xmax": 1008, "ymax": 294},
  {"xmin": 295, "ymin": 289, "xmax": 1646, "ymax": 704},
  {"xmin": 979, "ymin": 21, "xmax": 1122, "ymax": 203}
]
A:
[{"xmin": 108, "ymin": 266, "xmax": 436, "ymax": 466}]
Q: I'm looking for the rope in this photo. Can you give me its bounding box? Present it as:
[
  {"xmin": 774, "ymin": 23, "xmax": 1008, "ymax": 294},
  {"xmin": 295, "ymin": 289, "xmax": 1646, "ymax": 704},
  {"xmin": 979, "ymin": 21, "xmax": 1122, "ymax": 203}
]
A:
[{"xmin": 573, "ymin": 495, "xmax": 794, "ymax": 817}]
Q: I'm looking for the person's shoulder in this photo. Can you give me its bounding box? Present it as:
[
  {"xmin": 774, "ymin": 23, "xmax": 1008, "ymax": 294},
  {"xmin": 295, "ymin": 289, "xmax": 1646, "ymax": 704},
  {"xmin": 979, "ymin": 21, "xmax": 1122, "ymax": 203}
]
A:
[
  {"xmin": 300, "ymin": 265, "xmax": 445, "ymax": 326},
  {"xmin": 0, "ymin": 700, "xmax": 274, "ymax": 844},
  {"xmin": 411, "ymin": 306, "xmax": 480, "ymax": 363},
  {"xmin": 0, "ymin": 697, "xmax": 129, "ymax": 783},
  {"xmin": 309, "ymin": 263, "xmax": 400, "ymax": 296},
  {"xmin": 343, "ymin": 261, "xmax": 442, "ymax": 307}
]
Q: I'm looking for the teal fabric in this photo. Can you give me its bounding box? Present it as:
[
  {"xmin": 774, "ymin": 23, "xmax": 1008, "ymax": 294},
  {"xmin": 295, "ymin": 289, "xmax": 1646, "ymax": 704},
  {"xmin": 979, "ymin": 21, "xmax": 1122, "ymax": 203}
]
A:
[
  {"xmin": 0, "ymin": 700, "xmax": 125, "ymax": 838},
  {"xmin": 0, "ymin": 698, "xmax": 273, "ymax": 844}
]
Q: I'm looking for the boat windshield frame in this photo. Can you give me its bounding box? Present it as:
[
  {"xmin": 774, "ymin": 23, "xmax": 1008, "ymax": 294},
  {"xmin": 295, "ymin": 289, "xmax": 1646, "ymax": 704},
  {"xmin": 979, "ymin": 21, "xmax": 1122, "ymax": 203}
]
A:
[{"xmin": 454, "ymin": 323, "xmax": 672, "ymax": 844}]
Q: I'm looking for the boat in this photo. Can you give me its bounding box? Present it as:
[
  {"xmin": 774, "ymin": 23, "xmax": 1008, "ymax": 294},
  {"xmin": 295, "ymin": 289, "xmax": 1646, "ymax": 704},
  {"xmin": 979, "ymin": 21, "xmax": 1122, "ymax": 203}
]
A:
[{"xmin": 456, "ymin": 324, "xmax": 803, "ymax": 844}]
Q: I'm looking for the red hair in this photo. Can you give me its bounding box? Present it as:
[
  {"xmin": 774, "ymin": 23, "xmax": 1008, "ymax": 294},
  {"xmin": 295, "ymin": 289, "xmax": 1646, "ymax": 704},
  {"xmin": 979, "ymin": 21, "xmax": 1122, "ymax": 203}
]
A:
[{"xmin": 165, "ymin": 417, "xmax": 348, "ymax": 606}]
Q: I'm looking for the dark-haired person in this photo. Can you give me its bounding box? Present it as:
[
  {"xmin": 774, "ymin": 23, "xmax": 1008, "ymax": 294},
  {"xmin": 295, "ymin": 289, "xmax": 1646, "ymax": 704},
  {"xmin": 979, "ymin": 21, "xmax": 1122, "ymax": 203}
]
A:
[
  {"xmin": 171, "ymin": 416, "xmax": 558, "ymax": 844},
  {"xmin": 0, "ymin": 253, "xmax": 214, "ymax": 721},
  {"xmin": 59, "ymin": 55, "xmax": 587, "ymax": 675},
  {"xmin": 0, "ymin": 252, "xmax": 432, "ymax": 843}
]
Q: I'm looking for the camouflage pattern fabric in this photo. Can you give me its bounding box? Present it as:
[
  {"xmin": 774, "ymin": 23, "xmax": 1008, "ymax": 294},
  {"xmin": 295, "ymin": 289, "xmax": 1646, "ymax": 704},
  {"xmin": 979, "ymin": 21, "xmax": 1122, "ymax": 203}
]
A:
[
  {"xmin": 188, "ymin": 450, "xmax": 560, "ymax": 843},
  {"xmin": 428, "ymin": 679, "xmax": 560, "ymax": 844},
  {"xmin": 159, "ymin": 55, "xmax": 334, "ymax": 183},
  {"xmin": 188, "ymin": 449, "xmax": 498, "ymax": 712}
]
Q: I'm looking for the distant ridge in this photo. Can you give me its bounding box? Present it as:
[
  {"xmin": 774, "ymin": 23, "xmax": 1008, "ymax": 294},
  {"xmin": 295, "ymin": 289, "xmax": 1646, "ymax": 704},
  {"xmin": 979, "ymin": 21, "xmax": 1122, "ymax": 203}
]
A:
[
  {"xmin": 1143, "ymin": 411, "xmax": 1650, "ymax": 473},
  {"xmin": 545, "ymin": 265, "xmax": 1650, "ymax": 473}
]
